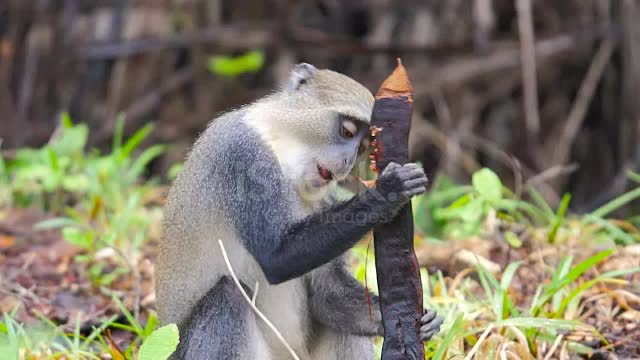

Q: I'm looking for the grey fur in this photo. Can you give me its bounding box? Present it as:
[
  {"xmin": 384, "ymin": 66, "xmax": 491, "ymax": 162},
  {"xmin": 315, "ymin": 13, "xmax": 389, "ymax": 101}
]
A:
[
  {"xmin": 287, "ymin": 63, "xmax": 318, "ymax": 92},
  {"xmin": 156, "ymin": 64, "xmax": 440, "ymax": 359}
]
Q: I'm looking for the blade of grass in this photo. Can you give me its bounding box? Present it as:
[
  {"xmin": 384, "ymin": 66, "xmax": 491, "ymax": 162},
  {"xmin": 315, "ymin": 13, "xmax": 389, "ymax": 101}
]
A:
[
  {"xmin": 112, "ymin": 296, "xmax": 144, "ymax": 335},
  {"xmin": 113, "ymin": 113, "xmax": 126, "ymax": 152},
  {"xmin": 533, "ymin": 249, "xmax": 613, "ymax": 316},
  {"xmin": 628, "ymin": 171, "xmax": 640, "ymax": 184},
  {"xmin": 548, "ymin": 193, "xmax": 571, "ymax": 244},
  {"xmin": 552, "ymin": 267, "xmax": 640, "ymax": 318},
  {"xmin": 494, "ymin": 317, "xmax": 589, "ymax": 330},
  {"xmin": 118, "ymin": 124, "xmax": 153, "ymax": 161},
  {"xmin": 433, "ymin": 314, "xmax": 464, "ymax": 360},
  {"xmin": 584, "ymin": 215, "xmax": 635, "ymax": 245},
  {"xmin": 590, "ymin": 187, "xmax": 640, "ymax": 218},
  {"xmin": 527, "ymin": 187, "xmax": 555, "ymax": 222}
]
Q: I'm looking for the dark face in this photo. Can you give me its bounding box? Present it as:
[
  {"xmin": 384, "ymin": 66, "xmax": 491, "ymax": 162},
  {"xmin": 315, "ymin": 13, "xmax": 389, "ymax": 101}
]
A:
[{"xmin": 312, "ymin": 114, "xmax": 370, "ymax": 187}]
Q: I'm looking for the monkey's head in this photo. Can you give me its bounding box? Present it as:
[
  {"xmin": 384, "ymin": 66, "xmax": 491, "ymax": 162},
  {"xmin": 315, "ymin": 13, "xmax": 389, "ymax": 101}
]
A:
[{"xmin": 249, "ymin": 63, "xmax": 374, "ymax": 200}]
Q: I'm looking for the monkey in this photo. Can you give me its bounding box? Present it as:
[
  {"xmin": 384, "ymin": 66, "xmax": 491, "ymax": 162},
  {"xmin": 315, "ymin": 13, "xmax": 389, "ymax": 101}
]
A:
[{"xmin": 155, "ymin": 63, "xmax": 443, "ymax": 360}]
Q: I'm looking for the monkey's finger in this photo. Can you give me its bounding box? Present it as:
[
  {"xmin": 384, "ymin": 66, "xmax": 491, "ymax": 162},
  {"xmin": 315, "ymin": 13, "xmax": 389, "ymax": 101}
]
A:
[
  {"xmin": 403, "ymin": 178, "xmax": 428, "ymax": 191},
  {"xmin": 420, "ymin": 316, "xmax": 443, "ymax": 333},
  {"xmin": 396, "ymin": 168, "xmax": 427, "ymax": 181},
  {"xmin": 402, "ymin": 163, "xmax": 421, "ymax": 170},
  {"xmin": 386, "ymin": 162, "xmax": 401, "ymax": 170},
  {"xmin": 381, "ymin": 162, "xmax": 401, "ymax": 176},
  {"xmin": 421, "ymin": 309, "xmax": 437, "ymax": 323},
  {"xmin": 401, "ymin": 186, "xmax": 426, "ymax": 198},
  {"xmin": 420, "ymin": 329, "xmax": 439, "ymax": 342}
]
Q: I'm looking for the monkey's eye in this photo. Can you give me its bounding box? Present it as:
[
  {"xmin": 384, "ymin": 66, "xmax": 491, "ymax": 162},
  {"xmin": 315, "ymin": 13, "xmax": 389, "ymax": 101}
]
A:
[{"xmin": 340, "ymin": 120, "xmax": 357, "ymax": 139}]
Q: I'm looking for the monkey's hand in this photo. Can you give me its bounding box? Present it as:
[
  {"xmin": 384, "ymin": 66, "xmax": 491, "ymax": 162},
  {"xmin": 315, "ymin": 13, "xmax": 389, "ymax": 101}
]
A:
[
  {"xmin": 375, "ymin": 162, "xmax": 427, "ymax": 213},
  {"xmin": 419, "ymin": 309, "xmax": 443, "ymax": 342}
]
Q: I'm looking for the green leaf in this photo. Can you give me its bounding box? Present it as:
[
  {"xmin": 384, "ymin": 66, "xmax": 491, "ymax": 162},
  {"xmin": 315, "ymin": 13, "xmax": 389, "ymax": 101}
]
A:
[
  {"xmin": 34, "ymin": 217, "xmax": 81, "ymax": 230},
  {"xmin": 494, "ymin": 317, "xmax": 588, "ymax": 330},
  {"xmin": 500, "ymin": 261, "xmax": 522, "ymax": 290},
  {"xmin": 62, "ymin": 174, "xmax": 89, "ymax": 193},
  {"xmin": 590, "ymin": 187, "xmax": 640, "ymax": 218},
  {"xmin": 455, "ymin": 198, "xmax": 484, "ymax": 222},
  {"xmin": 51, "ymin": 123, "xmax": 89, "ymax": 155},
  {"xmin": 138, "ymin": 324, "xmax": 180, "ymax": 360},
  {"xmin": 168, "ymin": 163, "xmax": 183, "ymax": 181},
  {"xmin": 432, "ymin": 314, "xmax": 463, "ymax": 360},
  {"xmin": 62, "ymin": 227, "xmax": 93, "ymax": 249},
  {"xmin": 553, "ymin": 267, "xmax": 640, "ymax": 317},
  {"xmin": 61, "ymin": 112, "xmax": 74, "ymax": 128},
  {"xmin": 113, "ymin": 113, "xmax": 126, "ymax": 152},
  {"xmin": 128, "ymin": 144, "xmax": 166, "ymax": 180},
  {"xmin": 208, "ymin": 50, "xmax": 265, "ymax": 77},
  {"xmin": 472, "ymin": 168, "xmax": 502, "ymax": 201},
  {"xmin": 527, "ymin": 187, "xmax": 555, "ymax": 223},
  {"xmin": 119, "ymin": 124, "xmax": 154, "ymax": 160},
  {"xmin": 143, "ymin": 312, "xmax": 159, "ymax": 338},
  {"xmin": 584, "ymin": 215, "xmax": 636, "ymax": 245},
  {"xmin": 548, "ymin": 193, "xmax": 571, "ymax": 243},
  {"xmin": 534, "ymin": 249, "xmax": 613, "ymax": 315},
  {"xmin": 504, "ymin": 231, "xmax": 523, "ymax": 248},
  {"xmin": 112, "ymin": 296, "xmax": 144, "ymax": 335}
]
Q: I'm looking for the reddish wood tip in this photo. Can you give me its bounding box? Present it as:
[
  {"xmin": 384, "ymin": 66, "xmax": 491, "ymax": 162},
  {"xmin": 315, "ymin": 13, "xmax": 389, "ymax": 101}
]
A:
[{"xmin": 375, "ymin": 58, "xmax": 414, "ymax": 101}]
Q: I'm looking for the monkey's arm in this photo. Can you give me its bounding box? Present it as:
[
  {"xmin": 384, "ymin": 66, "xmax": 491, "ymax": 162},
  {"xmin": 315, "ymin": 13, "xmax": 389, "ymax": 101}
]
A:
[
  {"xmin": 307, "ymin": 259, "xmax": 383, "ymax": 337},
  {"xmin": 227, "ymin": 147, "xmax": 425, "ymax": 285}
]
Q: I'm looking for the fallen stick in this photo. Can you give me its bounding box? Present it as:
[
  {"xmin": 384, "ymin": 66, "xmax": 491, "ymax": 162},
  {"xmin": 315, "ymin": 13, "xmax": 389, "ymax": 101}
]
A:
[{"xmin": 371, "ymin": 59, "xmax": 425, "ymax": 359}]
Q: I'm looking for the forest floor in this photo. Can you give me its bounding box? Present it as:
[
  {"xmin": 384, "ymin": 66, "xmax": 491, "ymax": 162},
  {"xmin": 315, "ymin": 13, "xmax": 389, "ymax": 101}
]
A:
[
  {"xmin": 1, "ymin": 204, "xmax": 639, "ymax": 359},
  {"xmin": 1, "ymin": 120, "xmax": 639, "ymax": 359}
]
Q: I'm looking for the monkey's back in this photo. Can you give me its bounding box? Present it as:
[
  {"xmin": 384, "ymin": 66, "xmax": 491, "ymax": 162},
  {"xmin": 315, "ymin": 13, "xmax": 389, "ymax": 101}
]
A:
[{"xmin": 155, "ymin": 111, "xmax": 313, "ymax": 358}]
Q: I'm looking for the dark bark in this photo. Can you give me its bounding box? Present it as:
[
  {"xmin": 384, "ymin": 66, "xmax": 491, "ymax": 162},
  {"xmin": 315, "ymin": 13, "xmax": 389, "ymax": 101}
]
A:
[{"xmin": 372, "ymin": 60, "xmax": 425, "ymax": 360}]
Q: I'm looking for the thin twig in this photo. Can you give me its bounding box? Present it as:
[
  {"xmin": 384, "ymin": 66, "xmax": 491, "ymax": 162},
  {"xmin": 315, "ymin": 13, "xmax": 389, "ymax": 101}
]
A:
[
  {"xmin": 526, "ymin": 164, "xmax": 579, "ymax": 188},
  {"xmin": 412, "ymin": 25, "xmax": 613, "ymax": 98},
  {"xmin": 508, "ymin": 326, "xmax": 530, "ymax": 354},
  {"xmin": 252, "ymin": 281, "xmax": 259, "ymax": 305},
  {"xmin": 218, "ymin": 239, "xmax": 300, "ymax": 360},
  {"xmin": 551, "ymin": 39, "xmax": 615, "ymax": 166},
  {"xmin": 516, "ymin": 0, "xmax": 541, "ymax": 140},
  {"xmin": 464, "ymin": 324, "xmax": 494, "ymax": 360},
  {"xmin": 543, "ymin": 335, "xmax": 564, "ymax": 360}
]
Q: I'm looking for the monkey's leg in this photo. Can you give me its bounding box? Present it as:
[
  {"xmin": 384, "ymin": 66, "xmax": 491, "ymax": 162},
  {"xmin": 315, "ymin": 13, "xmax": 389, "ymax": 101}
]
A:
[
  {"xmin": 307, "ymin": 259, "xmax": 383, "ymax": 337},
  {"xmin": 173, "ymin": 276, "xmax": 271, "ymax": 360},
  {"xmin": 309, "ymin": 327, "xmax": 375, "ymax": 360}
]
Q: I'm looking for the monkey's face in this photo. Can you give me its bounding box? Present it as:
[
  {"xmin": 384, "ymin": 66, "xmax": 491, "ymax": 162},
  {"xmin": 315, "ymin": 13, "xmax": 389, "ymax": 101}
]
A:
[{"xmin": 300, "ymin": 115, "xmax": 371, "ymax": 191}]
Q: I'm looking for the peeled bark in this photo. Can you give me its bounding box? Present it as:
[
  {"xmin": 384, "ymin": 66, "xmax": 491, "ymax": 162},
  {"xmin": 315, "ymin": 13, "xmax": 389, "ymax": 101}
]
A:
[{"xmin": 371, "ymin": 59, "xmax": 424, "ymax": 359}]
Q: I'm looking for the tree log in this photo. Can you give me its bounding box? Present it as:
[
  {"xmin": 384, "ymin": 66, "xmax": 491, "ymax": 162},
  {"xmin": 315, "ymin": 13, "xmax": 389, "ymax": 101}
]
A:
[{"xmin": 371, "ymin": 59, "xmax": 425, "ymax": 359}]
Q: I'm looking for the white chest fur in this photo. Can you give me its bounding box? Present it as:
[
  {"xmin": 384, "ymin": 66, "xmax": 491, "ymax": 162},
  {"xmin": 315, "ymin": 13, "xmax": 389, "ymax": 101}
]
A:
[{"xmin": 255, "ymin": 278, "xmax": 312, "ymax": 359}]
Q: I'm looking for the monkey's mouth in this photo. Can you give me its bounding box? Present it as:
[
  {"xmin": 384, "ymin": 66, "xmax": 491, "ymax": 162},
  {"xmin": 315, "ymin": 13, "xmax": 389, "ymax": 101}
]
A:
[{"xmin": 317, "ymin": 164, "xmax": 334, "ymax": 181}]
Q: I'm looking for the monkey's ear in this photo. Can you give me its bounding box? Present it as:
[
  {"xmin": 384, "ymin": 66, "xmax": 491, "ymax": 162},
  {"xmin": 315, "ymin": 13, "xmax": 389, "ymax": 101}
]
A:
[{"xmin": 287, "ymin": 63, "xmax": 317, "ymax": 92}]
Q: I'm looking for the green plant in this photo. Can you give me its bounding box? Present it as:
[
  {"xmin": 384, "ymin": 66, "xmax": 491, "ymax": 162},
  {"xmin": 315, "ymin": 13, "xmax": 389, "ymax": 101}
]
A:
[
  {"xmin": 138, "ymin": 324, "xmax": 180, "ymax": 360},
  {"xmin": 208, "ymin": 50, "xmax": 265, "ymax": 77},
  {"xmin": 27, "ymin": 114, "xmax": 165, "ymax": 285},
  {"xmin": 35, "ymin": 311, "xmax": 117, "ymax": 360},
  {"xmin": 419, "ymin": 168, "xmax": 545, "ymax": 239},
  {"xmin": 581, "ymin": 180, "xmax": 640, "ymax": 245},
  {"xmin": 3, "ymin": 113, "xmax": 89, "ymax": 210}
]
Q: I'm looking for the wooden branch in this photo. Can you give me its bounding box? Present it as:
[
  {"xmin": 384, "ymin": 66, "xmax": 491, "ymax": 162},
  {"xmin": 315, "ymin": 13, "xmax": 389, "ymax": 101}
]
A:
[
  {"xmin": 74, "ymin": 23, "xmax": 274, "ymax": 60},
  {"xmin": 516, "ymin": 0, "xmax": 541, "ymax": 140},
  {"xmin": 73, "ymin": 21, "xmax": 506, "ymax": 62},
  {"xmin": 371, "ymin": 60, "xmax": 425, "ymax": 359},
  {"xmin": 618, "ymin": 0, "xmax": 640, "ymax": 163},
  {"xmin": 551, "ymin": 39, "xmax": 615, "ymax": 167},
  {"xmin": 412, "ymin": 25, "xmax": 614, "ymax": 97}
]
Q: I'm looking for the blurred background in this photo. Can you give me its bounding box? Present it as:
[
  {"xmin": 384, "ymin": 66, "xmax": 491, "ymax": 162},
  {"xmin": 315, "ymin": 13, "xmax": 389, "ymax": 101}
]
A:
[
  {"xmin": 2, "ymin": 1, "xmax": 640, "ymax": 359},
  {"xmin": 1, "ymin": 0, "xmax": 638, "ymax": 213}
]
